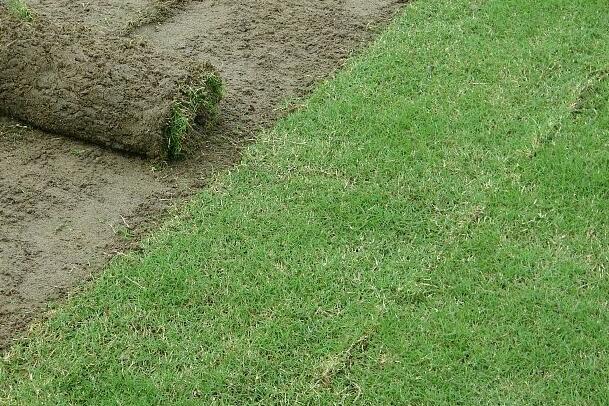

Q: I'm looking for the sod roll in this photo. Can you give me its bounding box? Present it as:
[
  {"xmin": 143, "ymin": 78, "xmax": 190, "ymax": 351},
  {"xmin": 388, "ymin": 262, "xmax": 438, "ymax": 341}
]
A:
[{"xmin": 0, "ymin": 7, "xmax": 222, "ymax": 158}]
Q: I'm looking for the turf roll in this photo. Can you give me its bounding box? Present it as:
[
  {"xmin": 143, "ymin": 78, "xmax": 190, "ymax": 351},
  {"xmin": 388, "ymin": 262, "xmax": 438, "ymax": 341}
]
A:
[{"xmin": 0, "ymin": 7, "xmax": 222, "ymax": 158}]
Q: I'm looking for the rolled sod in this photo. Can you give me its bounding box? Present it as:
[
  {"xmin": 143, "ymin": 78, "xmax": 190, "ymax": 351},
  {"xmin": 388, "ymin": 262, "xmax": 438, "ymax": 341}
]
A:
[{"xmin": 0, "ymin": 7, "xmax": 222, "ymax": 158}]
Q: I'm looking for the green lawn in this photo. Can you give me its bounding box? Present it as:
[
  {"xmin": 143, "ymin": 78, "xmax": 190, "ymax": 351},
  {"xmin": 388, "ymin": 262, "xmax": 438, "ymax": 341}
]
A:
[{"xmin": 2, "ymin": 0, "xmax": 609, "ymax": 403}]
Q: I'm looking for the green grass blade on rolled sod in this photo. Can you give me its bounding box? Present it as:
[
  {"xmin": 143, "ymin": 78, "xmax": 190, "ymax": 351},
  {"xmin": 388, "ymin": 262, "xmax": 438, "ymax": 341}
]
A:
[
  {"xmin": 167, "ymin": 74, "xmax": 223, "ymax": 159},
  {"xmin": 6, "ymin": 0, "xmax": 33, "ymax": 21},
  {"xmin": 0, "ymin": 8, "xmax": 222, "ymax": 159}
]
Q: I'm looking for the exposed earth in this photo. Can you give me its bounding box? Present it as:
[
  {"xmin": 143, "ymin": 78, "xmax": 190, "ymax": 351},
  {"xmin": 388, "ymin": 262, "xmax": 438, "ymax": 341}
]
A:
[{"xmin": 0, "ymin": 0, "xmax": 406, "ymax": 349}]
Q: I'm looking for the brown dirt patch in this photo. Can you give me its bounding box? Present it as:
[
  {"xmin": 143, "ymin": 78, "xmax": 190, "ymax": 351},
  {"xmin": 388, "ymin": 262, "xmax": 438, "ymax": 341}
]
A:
[{"xmin": 0, "ymin": 0, "xmax": 406, "ymax": 350}]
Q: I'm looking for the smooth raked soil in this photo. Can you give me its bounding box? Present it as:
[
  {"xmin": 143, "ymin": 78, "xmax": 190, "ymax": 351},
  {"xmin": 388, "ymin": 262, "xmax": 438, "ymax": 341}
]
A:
[{"xmin": 2, "ymin": 0, "xmax": 609, "ymax": 403}]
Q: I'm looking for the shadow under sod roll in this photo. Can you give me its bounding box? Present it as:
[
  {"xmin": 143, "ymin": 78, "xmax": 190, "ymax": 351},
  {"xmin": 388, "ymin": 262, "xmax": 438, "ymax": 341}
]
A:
[{"xmin": 0, "ymin": 7, "xmax": 222, "ymax": 158}]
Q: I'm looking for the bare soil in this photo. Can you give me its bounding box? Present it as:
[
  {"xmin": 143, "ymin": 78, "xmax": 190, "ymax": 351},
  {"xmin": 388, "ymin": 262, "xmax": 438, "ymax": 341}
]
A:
[{"xmin": 0, "ymin": 0, "xmax": 406, "ymax": 349}]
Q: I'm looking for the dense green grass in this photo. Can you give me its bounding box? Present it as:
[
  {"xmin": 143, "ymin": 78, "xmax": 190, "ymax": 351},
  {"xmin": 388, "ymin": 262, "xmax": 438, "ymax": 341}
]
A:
[{"xmin": 2, "ymin": 0, "xmax": 609, "ymax": 403}]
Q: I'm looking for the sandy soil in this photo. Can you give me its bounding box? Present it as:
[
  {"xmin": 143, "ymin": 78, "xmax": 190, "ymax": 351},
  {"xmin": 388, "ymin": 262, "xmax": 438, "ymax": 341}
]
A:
[{"xmin": 0, "ymin": 0, "xmax": 406, "ymax": 349}]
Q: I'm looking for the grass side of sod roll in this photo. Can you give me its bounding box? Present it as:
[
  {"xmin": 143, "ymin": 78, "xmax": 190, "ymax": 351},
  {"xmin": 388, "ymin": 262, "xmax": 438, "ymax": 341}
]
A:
[
  {"xmin": 6, "ymin": 0, "xmax": 33, "ymax": 21},
  {"xmin": 167, "ymin": 73, "xmax": 223, "ymax": 159},
  {"xmin": 2, "ymin": 0, "xmax": 609, "ymax": 403}
]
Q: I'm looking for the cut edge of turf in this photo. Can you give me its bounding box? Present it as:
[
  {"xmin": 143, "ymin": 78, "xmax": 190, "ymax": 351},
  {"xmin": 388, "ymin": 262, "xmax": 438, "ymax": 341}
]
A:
[{"xmin": 571, "ymin": 67, "xmax": 609, "ymax": 117}]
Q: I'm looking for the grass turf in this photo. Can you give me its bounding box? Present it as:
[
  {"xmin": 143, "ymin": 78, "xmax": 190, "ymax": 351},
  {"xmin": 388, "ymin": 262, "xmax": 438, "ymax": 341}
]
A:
[{"xmin": 2, "ymin": 0, "xmax": 609, "ymax": 403}]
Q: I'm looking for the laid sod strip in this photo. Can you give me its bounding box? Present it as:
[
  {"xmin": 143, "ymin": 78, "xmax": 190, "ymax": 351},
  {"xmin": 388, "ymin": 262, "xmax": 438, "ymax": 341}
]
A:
[
  {"xmin": 2, "ymin": 0, "xmax": 609, "ymax": 403},
  {"xmin": 0, "ymin": 8, "xmax": 221, "ymax": 158}
]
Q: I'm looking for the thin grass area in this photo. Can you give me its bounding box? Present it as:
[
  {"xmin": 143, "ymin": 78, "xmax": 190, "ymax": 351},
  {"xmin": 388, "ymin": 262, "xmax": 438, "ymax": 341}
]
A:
[
  {"xmin": 6, "ymin": 0, "xmax": 33, "ymax": 21},
  {"xmin": 2, "ymin": 0, "xmax": 609, "ymax": 403}
]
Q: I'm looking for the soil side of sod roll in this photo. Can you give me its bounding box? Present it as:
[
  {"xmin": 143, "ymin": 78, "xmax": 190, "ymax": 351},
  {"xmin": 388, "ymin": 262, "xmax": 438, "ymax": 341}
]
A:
[{"xmin": 0, "ymin": 8, "xmax": 222, "ymax": 158}]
